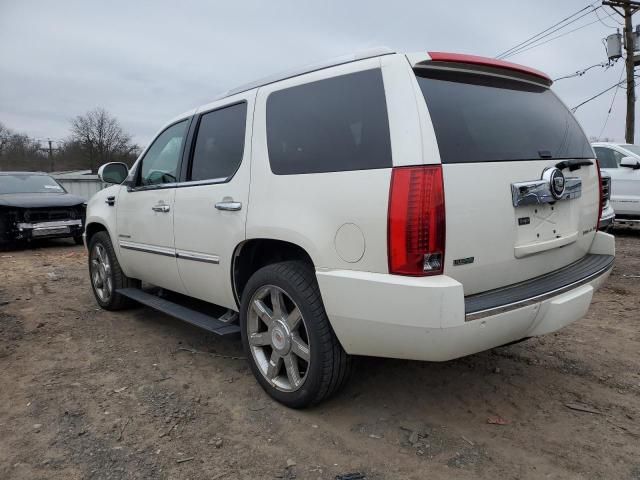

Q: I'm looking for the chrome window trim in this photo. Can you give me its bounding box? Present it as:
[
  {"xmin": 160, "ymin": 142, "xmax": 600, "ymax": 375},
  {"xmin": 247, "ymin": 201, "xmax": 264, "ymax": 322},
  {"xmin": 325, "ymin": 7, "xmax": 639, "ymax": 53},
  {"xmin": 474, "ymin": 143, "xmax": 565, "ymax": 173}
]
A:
[
  {"xmin": 126, "ymin": 177, "xmax": 230, "ymax": 190},
  {"xmin": 465, "ymin": 258, "xmax": 613, "ymax": 322},
  {"xmin": 175, "ymin": 177, "xmax": 229, "ymax": 188}
]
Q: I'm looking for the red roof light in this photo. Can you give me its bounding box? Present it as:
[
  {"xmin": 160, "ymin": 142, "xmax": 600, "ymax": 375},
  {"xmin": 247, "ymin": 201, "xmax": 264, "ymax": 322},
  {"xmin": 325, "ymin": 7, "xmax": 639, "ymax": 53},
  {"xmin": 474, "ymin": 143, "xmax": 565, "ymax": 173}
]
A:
[{"xmin": 427, "ymin": 52, "xmax": 551, "ymax": 84}]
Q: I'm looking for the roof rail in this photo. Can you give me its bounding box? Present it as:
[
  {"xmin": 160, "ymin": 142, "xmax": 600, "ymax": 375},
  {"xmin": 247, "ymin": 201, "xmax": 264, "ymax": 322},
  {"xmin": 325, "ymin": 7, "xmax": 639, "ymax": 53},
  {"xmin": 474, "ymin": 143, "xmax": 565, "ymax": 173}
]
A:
[{"xmin": 214, "ymin": 47, "xmax": 395, "ymax": 100}]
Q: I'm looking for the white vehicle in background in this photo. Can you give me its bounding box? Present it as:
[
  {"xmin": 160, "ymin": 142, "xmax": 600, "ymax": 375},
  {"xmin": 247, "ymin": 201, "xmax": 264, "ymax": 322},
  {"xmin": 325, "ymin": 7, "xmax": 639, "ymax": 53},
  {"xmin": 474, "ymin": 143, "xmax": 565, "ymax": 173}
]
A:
[
  {"xmin": 599, "ymin": 171, "xmax": 615, "ymax": 230},
  {"xmin": 84, "ymin": 49, "xmax": 615, "ymax": 408},
  {"xmin": 592, "ymin": 142, "xmax": 640, "ymax": 224}
]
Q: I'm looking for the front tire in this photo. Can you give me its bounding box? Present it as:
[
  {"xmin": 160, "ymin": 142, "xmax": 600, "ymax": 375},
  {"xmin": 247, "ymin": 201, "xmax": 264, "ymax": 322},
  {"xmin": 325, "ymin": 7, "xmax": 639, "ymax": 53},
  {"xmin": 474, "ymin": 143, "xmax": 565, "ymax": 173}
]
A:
[
  {"xmin": 88, "ymin": 231, "xmax": 138, "ymax": 310},
  {"xmin": 240, "ymin": 261, "xmax": 352, "ymax": 408}
]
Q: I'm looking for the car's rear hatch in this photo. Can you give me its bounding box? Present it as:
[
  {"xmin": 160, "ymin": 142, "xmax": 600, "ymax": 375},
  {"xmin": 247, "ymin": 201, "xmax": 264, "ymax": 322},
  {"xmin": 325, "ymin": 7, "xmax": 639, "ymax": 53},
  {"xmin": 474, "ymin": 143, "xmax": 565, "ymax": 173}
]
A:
[{"xmin": 412, "ymin": 53, "xmax": 600, "ymax": 295}]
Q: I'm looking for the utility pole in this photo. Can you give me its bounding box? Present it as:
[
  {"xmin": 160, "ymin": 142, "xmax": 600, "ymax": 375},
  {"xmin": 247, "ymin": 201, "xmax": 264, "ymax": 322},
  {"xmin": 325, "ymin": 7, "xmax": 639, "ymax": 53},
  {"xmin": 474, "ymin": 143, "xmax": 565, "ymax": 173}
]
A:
[
  {"xmin": 603, "ymin": 0, "xmax": 640, "ymax": 143},
  {"xmin": 47, "ymin": 139, "xmax": 54, "ymax": 172},
  {"xmin": 39, "ymin": 139, "xmax": 57, "ymax": 172}
]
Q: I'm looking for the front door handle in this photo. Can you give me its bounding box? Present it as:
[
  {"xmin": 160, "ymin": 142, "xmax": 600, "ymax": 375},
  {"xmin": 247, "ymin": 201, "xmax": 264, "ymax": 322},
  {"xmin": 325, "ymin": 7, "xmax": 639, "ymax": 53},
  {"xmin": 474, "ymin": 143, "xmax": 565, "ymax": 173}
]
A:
[
  {"xmin": 152, "ymin": 204, "xmax": 170, "ymax": 213},
  {"xmin": 215, "ymin": 201, "xmax": 242, "ymax": 211}
]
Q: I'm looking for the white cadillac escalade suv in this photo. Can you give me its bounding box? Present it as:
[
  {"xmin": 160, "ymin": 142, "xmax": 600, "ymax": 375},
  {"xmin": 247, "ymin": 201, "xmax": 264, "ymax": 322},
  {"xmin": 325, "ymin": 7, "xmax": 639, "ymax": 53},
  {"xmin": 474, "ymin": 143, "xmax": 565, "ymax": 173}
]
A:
[{"xmin": 85, "ymin": 49, "xmax": 615, "ymax": 408}]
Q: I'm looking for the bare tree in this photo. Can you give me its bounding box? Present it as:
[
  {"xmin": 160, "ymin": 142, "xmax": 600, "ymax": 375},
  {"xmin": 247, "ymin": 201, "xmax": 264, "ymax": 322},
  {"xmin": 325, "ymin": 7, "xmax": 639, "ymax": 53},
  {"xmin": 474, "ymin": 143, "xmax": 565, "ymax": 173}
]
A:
[
  {"xmin": 70, "ymin": 108, "xmax": 137, "ymax": 172},
  {"xmin": 0, "ymin": 122, "xmax": 9, "ymax": 156}
]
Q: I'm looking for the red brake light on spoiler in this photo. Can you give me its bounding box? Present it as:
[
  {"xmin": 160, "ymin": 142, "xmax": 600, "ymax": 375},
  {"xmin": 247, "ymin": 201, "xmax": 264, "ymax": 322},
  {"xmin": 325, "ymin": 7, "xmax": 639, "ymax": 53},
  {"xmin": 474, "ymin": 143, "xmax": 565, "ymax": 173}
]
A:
[
  {"xmin": 427, "ymin": 51, "xmax": 552, "ymax": 84},
  {"xmin": 388, "ymin": 165, "xmax": 446, "ymax": 276}
]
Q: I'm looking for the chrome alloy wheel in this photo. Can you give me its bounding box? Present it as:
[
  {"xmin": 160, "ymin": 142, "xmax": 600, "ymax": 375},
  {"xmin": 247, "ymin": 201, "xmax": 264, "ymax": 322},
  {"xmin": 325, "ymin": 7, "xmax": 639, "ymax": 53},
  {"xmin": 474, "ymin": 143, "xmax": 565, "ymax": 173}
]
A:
[
  {"xmin": 90, "ymin": 243, "xmax": 112, "ymax": 302},
  {"xmin": 247, "ymin": 285, "xmax": 311, "ymax": 392}
]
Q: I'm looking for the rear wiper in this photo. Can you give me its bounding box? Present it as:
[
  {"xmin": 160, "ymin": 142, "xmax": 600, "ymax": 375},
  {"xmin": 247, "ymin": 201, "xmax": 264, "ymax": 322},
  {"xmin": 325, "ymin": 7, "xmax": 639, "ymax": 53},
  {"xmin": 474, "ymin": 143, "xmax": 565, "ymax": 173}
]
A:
[{"xmin": 554, "ymin": 159, "xmax": 594, "ymax": 172}]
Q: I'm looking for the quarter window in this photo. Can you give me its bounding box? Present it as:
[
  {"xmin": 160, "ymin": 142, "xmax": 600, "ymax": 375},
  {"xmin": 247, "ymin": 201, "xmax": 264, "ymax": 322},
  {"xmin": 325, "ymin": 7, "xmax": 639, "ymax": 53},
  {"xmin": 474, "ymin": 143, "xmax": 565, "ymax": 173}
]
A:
[
  {"xmin": 266, "ymin": 69, "xmax": 392, "ymax": 175},
  {"xmin": 189, "ymin": 103, "xmax": 248, "ymax": 182},
  {"xmin": 139, "ymin": 120, "xmax": 189, "ymax": 186}
]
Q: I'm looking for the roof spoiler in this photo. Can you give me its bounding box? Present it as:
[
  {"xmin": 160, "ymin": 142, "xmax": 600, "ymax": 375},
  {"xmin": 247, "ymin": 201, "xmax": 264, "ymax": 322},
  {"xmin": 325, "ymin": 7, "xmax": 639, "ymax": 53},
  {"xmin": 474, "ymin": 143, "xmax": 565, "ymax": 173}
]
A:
[{"xmin": 416, "ymin": 52, "xmax": 552, "ymax": 86}]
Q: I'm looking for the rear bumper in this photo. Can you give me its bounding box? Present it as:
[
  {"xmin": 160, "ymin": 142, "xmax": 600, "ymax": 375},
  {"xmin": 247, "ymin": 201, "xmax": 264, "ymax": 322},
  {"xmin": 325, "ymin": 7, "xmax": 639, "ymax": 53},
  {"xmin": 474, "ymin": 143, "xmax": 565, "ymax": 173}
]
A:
[{"xmin": 317, "ymin": 231, "xmax": 615, "ymax": 362}]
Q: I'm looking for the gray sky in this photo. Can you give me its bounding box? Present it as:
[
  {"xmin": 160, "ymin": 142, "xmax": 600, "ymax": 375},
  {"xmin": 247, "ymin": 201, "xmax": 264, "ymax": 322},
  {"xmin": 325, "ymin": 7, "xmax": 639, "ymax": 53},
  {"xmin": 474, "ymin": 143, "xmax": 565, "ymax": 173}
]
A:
[{"xmin": 0, "ymin": 0, "xmax": 633, "ymax": 147}]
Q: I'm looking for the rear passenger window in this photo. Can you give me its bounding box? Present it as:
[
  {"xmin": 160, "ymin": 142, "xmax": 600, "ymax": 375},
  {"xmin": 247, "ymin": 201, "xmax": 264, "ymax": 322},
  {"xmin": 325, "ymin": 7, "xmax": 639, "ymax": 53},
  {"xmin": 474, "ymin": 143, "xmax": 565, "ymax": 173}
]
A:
[
  {"xmin": 189, "ymin": 103, "xmax": 247, "ymax": 182},
  {"xmin": 266, "ymin": 69, "xmax": 392, "ymax": 175}
]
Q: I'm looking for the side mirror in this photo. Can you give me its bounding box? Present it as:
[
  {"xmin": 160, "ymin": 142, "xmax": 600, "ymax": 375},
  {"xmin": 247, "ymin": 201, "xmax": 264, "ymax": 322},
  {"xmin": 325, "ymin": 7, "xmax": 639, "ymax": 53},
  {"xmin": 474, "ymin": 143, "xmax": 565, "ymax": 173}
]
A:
[
  {"xmin": 98, "ymin": 162, "xmax": 129, "ymax": 184},
  {"xmin": 620, "ymin": 156, "xmax": 640, "ymax": 169}
]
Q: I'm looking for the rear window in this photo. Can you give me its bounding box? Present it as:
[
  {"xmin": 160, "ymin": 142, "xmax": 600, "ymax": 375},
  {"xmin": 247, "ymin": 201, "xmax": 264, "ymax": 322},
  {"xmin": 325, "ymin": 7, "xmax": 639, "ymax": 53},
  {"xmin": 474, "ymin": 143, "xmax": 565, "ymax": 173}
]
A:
[
  {"xmin": 266, "ymin": 69, "xmax": 392, "ymax": 175},
  {"xmin": 416, "ymin": 70, "xmax": 593, "ymax": 163}
]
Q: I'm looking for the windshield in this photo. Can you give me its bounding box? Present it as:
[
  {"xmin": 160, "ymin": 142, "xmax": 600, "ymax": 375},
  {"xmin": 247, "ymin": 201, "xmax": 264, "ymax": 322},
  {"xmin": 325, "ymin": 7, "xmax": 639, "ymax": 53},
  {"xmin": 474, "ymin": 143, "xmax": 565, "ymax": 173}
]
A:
[
  {"xmin": 620, "ymin": 144, "xmax": 640, "ymax": 157},
  {"xmin": 415, "ymin": 70, "xmax": 593, "ymax": 163},
  {"xmin": 0, "ymin": 174, "xmax": 66, "ymax": 194}
]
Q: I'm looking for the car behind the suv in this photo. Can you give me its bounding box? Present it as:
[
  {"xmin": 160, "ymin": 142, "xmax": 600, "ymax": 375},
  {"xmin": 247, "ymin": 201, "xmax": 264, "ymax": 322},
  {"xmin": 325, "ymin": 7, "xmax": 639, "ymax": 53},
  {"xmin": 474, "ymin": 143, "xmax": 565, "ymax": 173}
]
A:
[
  {"xmin": 84, "ymin": 49, "xmax": 614, "ymax": 407},
  {"xmin": 0, "ymin": 172, "xmax": 85, "ymax": 247},
  {"xmin": 592, "ymin": 142, "xmax": 640, "ymax": 225}
]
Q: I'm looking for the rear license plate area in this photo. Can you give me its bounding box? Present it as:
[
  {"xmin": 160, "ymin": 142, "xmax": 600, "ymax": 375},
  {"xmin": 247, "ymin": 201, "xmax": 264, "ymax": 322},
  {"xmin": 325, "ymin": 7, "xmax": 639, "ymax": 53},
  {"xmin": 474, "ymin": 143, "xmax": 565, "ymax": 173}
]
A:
[
  {"xmin": 513, "ymin": 202, "xmax": 578, "ymax": 252},
  {"xmin": 32, "ymin": 226, "xmax": 70, "ymax": 237}
]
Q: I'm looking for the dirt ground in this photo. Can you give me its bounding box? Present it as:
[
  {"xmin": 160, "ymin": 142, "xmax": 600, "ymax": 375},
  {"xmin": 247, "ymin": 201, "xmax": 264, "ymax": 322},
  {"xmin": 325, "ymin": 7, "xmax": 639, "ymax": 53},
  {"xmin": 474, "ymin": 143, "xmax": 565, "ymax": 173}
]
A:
[{"xmin": 0, "ymin": 228, "xmax": 639, "ymax": 480}]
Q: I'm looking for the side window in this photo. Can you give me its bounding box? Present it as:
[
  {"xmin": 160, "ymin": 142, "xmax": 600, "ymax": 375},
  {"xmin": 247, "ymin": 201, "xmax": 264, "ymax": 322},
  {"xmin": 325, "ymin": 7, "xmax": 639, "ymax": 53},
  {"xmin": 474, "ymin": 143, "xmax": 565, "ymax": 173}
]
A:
[
  {"xmin": 139, "ymin": 120, "xmax": 189, "ymax": 186},
  {"xmin": 189, "ymin": 103, "xmax": 247, "ymax": 182},
  {"xmin": 594, "ymin": 147, "xmax": 618, "ymax": 169},
  {"xmin": 266, "ymin": 69, "xmax": 392, "ymax": 175},
  {"xmin": 611, "ymin": 149, "xmax": 625, "ymax": 166}
]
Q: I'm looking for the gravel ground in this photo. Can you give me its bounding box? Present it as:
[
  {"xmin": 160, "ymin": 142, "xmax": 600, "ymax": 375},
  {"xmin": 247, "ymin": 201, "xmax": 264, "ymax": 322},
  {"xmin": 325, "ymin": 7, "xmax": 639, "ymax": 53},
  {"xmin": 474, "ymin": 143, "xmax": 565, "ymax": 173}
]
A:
[{"xmin": 0, "ymin": 227, "xmax": 639, "ymax": 480}]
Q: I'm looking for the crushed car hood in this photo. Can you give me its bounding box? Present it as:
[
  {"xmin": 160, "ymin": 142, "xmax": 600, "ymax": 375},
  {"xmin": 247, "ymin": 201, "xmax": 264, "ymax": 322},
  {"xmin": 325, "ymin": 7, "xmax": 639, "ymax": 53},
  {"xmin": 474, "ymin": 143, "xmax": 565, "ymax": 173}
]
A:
[{"xmin": 0, "ymin": 193, "xmax": 86, "ymax": 208}]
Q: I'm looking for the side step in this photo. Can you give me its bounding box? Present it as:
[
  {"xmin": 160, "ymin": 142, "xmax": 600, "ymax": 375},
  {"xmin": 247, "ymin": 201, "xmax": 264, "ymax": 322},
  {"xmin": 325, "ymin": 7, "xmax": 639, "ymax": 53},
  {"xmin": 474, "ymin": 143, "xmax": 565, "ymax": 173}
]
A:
[{"xmin": 116, "ymin": 288, "xmax": 240, "ymax": 336}]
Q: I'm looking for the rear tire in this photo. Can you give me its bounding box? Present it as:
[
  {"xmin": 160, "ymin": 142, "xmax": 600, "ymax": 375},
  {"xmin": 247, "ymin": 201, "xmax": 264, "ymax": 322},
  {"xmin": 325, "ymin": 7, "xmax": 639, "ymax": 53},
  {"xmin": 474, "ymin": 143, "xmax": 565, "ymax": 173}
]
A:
[
  {"xmin": 240, "ymin": 261, "xmax": 352, "ymax": 408},
  {"xmin": 88, "ymin": 231, "xmax": 138, "ymax": 310}
]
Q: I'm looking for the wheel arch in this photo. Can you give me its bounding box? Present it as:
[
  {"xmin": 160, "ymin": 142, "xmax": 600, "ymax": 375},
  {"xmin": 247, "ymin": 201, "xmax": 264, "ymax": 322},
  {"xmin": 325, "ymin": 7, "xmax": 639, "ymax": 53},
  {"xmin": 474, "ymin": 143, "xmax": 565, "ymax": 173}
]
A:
[
  {"xmin": 232, "ymin": 238, "xmax": 316, "ymax": 306},
  {"xmin": 85, "ymin": 221, "xmax": 110, "ymax": 246},
  {"xmin": 84, "ymin": 221, "xmax": 128, "ymax": 273}
]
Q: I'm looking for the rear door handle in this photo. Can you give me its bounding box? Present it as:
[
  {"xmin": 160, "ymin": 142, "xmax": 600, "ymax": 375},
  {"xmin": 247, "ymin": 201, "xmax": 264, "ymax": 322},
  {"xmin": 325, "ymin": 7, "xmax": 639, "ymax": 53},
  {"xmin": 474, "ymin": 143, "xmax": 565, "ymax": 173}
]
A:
[
  {"xmin": 152, "ymin": 204, "xmax": 170, "ymax": 213},
  {"xmin": 215, "ymin": 201, "xmax": 242, "ymax": 211}
]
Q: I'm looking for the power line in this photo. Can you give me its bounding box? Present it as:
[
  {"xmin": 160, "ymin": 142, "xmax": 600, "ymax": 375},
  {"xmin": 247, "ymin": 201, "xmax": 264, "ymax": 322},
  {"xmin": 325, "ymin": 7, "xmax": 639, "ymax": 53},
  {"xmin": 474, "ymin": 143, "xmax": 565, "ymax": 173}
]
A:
[
  {"xmin": 496, "ymin": 2, "xmax": 599, "ymax": 59},
  {"xmin": 598, "ymin": 63, "xmax": 626, "ymax": 138},
  {"xmin": 553, "ymin": 60, "xmax": 614, "ymax": 81},
  {"xmin": 594, "ymin": 5, "xmax": 621, "ymax": 27},
  {"xmin": 502, "ymin": 12, "xmax": 605, "ymax": 59},
  {"xmin": 571, "ymin": 78, "xmax": 629, "ymax": 112},
  {"xmin": 601, "ymin": 5, "xmax": 625, "ymax": 24}
]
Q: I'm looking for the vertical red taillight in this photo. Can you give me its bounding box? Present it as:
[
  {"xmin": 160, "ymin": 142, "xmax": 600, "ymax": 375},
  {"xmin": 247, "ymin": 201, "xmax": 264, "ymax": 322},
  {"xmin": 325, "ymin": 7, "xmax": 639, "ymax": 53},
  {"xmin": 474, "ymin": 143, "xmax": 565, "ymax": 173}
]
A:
[
  {"xmin": 596, "ymin": 159, "xmax": 603, "ymax": 230},
  {"xmin": 388, "ymin": 165, "xmax": 446, "ymax": 276}
]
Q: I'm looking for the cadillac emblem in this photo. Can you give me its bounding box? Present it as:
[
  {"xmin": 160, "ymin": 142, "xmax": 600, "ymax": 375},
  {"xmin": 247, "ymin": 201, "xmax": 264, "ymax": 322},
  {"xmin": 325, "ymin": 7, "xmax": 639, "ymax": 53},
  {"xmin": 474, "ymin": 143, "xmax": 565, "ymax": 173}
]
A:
[{"xmin": 542, "ymin": 167, "xmax": 566, "ymax": 200}]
